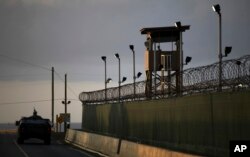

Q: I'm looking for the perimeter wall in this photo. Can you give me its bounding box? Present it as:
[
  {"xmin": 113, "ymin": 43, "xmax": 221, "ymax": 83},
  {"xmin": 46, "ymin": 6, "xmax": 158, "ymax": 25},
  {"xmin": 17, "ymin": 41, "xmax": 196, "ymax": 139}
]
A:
[{"xmin": 81, "ymin": 90, "xmax": 250, "ymax": 156}]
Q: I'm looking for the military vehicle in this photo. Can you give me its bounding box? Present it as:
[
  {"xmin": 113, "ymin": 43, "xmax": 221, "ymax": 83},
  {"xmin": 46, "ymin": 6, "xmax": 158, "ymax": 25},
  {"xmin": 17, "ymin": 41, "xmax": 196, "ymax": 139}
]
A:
[{"xmin": 16, "ymin": 109, "xmax": 51, "ymax": 145}]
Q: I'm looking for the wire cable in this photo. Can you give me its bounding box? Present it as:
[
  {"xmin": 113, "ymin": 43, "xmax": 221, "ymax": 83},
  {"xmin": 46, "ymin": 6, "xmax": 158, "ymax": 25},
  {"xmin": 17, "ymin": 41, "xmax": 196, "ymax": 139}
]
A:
[
  {"xmin": 0, "ymin": 54, "xmax": 51, "ymax": 71},
  {"xmin": 0, "ymin": 54, "xmax": 79, "ymax": 100},
  {"xmin": 0, "ymin": 99, "xmax": 52, "ymax": 105},
  {"xmin": 0, "ymin": 98, "xmax": 80, "ymax": 106},
  {"xmin": 54, "ymin": 70, "xmax": 79, "ymax": 99}
]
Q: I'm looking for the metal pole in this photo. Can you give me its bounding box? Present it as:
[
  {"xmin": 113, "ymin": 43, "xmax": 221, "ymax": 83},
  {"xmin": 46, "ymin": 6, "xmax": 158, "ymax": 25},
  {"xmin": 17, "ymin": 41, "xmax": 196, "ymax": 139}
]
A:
[
  {"xmin": 56, "ymin": 114, "xmax": 58, "ymax": 132},
  {"xmin": 133, "ymin": 50, "xmax": 136, "ymax": 100},
  {"xmin": 118, "ymin": 58, "xmax": 121, "ymax": 103},
  {"xmin": 168, "ymin": 69, "xmax": 171, "ymax": 95},
  {"xmin": 51, "ymin": 67, "xmax": 54, "ymax": 127},
  {"xmin": 153, "ymin": 42, "xmax": 156, "ymax": 99},
  {"xmin": 64, "ymin": 74, "xmax": 67, "ymax": 132},
  {"xmin": 104, "ymin": 59, "xmax": 107, "ymax": 102},
  {"xmin": 180, "ymin": 31, "xmax": 183, "ymax": 95},
  {"xmin": 218, "ymin": 13, "xmax": 222, "ymax": 92},
  {"xmin": 238, "ymin": 64, "xmax": 240, "ymax": 85}
]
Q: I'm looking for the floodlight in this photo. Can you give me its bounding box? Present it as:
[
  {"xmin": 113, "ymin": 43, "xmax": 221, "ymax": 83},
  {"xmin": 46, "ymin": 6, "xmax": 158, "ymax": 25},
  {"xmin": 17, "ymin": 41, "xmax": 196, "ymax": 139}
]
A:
[
  {"xmin": 121, "ymin": 77, "xmax": 127, "ymax": 83},
  {"xmin": 101, "ymin": 56, "xmax": 106, "ymax": 61},
  {"xmin": 224, "ymin": 46, "xmax": 232, "ymax": 57},
  {"xmin": 175, "ymin": 21, "xmax": 181, "ymax": 28},
  {"xmin": 212, "ymin": 4, "xmax": 221, "ymax": 14},
  {"xmin": 106, "ymin": 78, "xmax": 112, "ymax": 83},
  {"xmin": 129, "ymin": 45, "xmax": 134, "ymax": 51},
  {"xmin": 62, "ymin": 101, "xmax": 70, "ymax": 104},
  {"xmin": 137, "ymin": 72, "xmax": 142, "ymax": 78},
  {"xmin": 185, "ymin": 56, "xmax": 192, "ymax": 64},
  {"xmin": 114, "ymin": 53, "xmax": 119, "ymax": 59},
  {"xmin": 157, "ymin": 45, "xmax": 162, "ymax": 51}
]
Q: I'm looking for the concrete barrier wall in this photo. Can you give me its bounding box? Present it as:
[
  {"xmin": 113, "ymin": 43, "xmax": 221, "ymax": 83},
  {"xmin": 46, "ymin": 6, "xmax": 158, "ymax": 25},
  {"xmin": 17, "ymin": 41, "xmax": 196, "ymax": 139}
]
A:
[
  {"xmin": 65, "ymin": 129, "xmax": 119, "ymax": 156},
  {"xmin": 81, "ymin": 90, "xmax": 250, "ymax": 156},
  {"xmin": 117, "ymin": 140, "xmax": 199, "ymax": 157},
  {"xmin": 65, "ymin": 129, "xmax": 199, "ymax": 157}
]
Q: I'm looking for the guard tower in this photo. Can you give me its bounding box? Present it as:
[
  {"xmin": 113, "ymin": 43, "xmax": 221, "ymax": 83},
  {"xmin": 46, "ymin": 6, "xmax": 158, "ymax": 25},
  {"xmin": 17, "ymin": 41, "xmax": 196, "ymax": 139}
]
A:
[{"xmin": 140, "ymin": 25, "xmax": 190, "ymax": 98}]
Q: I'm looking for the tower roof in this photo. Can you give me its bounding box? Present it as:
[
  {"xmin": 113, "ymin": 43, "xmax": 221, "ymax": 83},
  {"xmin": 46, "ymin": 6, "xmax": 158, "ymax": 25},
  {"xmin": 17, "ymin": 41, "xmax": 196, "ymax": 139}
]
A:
[{"xmin": 140, "ymin": 25, "xmax": 190, "ymax": 43}]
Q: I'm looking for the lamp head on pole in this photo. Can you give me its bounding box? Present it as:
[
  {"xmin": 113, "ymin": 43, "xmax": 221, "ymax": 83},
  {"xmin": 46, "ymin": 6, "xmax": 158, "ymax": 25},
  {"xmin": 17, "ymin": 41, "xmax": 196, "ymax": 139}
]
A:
[
  {"xmin": 157, "ymin": 45, "xmax": 162, "ymax": 51},
  {"xmin": 129, "ymin": 45, "xmax": 134, "ymax": 51},
  {"xmin": 224, "ymin": 46, "xmax": 232, "ymax": 57},
  {"xmin": 62, "ymin": 101, "xmax": 71, "ymax": 104},
  {"xmin": 121, "ymin": 77, "xmax": 127, "ymax": 83},
  {"xmin": 212, "ymin": 4, "xmax": 221, "ymax": 15},
  {"xmin": 175, "ymin": 21, "xmax": 181, "ymax": 28},
  {"xmin": 185, "ymin": 56, "xmax": 192, "ymax": 65},
  {"xmin": 101, "ymin": 56, "xmax": 106, "ymax": 61},
  {"xmin": 106, "ymin": 78, "xmax": 112, "ymax": 83},
  {"xmin": 137, "ymin": 72, "xmax": 142, "ymax": 78},
  {"xmin": 114, "ymin": 53, "xmax": 120, "ymax": 59}
]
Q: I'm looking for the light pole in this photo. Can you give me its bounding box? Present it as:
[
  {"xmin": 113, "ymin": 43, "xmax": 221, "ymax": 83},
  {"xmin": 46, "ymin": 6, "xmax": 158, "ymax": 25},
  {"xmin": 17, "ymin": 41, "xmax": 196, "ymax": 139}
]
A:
[
  {"xmin": 106, "ymin": 78, "xmax": 112, "ymax": 84},
  {"xmin": 115, "ymin": 53, "xmax": 121, "ymax": 102},
  {"xmin": 236, "ymin": 60, "xmax": 241, "ymax": 85},
  {"xmin": 51, "ymin": 67, "xmax": 54, "ymax": 127},
  {"xmin": 129, "ymin": 45, "xmax": 136, "ymax": 100},
  {"xmin": 62, "ymin": 74, "xmax": 71, "ymax": 132},
  {"xmin": 175, "ymin": 21, "xmax": 183, "ymax": 95},
  {"xmin": 105, "ymin": 78, "xmax": 112, "ymax": 101},
  {"xmin": 101, "ymin": 56, "xmax": 107, "ymax": 102},
  {"xmin": 212, "ymin": 4, "xmax": 222, "ymax": 91}
]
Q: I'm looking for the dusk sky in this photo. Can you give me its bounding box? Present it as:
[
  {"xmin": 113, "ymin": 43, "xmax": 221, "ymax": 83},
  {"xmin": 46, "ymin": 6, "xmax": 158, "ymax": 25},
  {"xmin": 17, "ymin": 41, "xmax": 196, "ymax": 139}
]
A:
[{"xmin": 0, "ymin": 0, "xmax": 249, "ymax": 123}]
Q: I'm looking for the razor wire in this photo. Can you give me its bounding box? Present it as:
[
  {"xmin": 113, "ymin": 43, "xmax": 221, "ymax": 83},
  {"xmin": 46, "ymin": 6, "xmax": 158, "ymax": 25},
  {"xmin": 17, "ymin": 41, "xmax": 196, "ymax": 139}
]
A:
[{"xmin": 79, "ymin": 55, "xmax": 250, "ymax": 104}]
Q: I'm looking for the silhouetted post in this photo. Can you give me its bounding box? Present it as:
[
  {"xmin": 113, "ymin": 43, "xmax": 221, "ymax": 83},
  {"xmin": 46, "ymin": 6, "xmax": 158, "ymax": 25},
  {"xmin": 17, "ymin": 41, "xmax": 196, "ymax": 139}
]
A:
[
  {"xmin": 212, "ymin": 4, "xmax": 222, "ymax": 91},
  {"xmin": 64, "ymin": 74, "xmax": 67, "ymax": 132},
  {"xmin": 180, "ymin": 32, "xmax": 183, "ymax": 95},
  {"xmin": 236, "ymin": 60, "xmax": 241, "ymax": 85},
  {"xmin": 218, "ymin": 10, "xmax": 222, "ymax": 91},
  {"xmin": 175, "ymin": 21, "xmax": 183, "ymax": 96},
  {"xmin": 115, "ymin": 53, "xmax": 121, "ymax": 102},
  {"xmin": 56, "ymin": 114, "xmax": 58, "ymax": 132},
  {"xmin": 51, "ymin": 67, "xmax": 54, "ymax": 127},
  {"xmin": 132, "ymin": 47, "xmax": 136, "ymax": 100},
  {"xmin": 129, "ymin": 45, "xmax": 136, "ymax": 100},
  {"xmin": 62, "ymin": 74, "xmax": 71, "ymax": 132},
  {"xmin": 101, "ymin": 56, "xmax": 107, "ymax": 102},
  {"xmin": 153, "ymin": 42, "xmax": 157, "ymax": 99}
]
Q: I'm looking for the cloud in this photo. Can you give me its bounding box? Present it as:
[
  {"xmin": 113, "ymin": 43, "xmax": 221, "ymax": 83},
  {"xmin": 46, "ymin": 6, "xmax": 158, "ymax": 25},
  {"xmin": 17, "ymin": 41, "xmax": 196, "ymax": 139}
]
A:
[
  {"xmin": 0, "ymin": 0, "xmax": 249, "ymax": 84},
  {"xmin": 26, "ymin": 0, "xmax": 57, "ymax": 7},
  {"xmin": 2, "ymin": 0, "xmax": 65, "ymax": 8}
]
